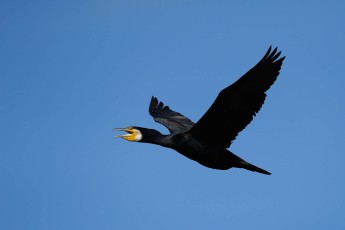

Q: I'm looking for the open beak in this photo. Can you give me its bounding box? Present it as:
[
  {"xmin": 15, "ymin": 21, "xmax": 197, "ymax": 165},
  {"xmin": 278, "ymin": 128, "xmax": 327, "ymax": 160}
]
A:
[
  {"xmin": 113, "ymin": 127, "xmax": 137, "ymax": 141},
  {"xmin": 114, "ymin": 128, "xmax": 131, "ymax": 137}
]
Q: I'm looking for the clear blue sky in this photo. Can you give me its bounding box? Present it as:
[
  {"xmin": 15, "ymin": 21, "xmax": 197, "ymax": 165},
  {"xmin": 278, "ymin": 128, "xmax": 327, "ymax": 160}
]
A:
[{"xmin": 1, "ymin": 1, "xmax": 345, "ymax": 229}]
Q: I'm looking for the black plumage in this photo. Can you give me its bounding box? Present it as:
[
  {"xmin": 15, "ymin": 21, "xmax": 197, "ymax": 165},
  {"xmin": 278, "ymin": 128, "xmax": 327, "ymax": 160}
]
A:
[{"xmin": 115, "ymin": 46, "xmax": 285, "ymax": 175}]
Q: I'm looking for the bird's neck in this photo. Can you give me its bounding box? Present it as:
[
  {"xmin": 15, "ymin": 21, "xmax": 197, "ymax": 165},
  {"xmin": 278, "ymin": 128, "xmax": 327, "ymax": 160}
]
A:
[
  {"xmin": 142, "ymin": 135, "xmax": 170, "ymax": 147},
  {"xmin": 140, "ymin": 128, "xmax": 170, "ymax": 147}
]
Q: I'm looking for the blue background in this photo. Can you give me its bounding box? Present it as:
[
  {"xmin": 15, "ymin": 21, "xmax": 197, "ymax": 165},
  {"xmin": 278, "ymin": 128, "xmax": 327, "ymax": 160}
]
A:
[{"xmin": 1, "ymin": 1, "xmax": 344, "ymax": 229}]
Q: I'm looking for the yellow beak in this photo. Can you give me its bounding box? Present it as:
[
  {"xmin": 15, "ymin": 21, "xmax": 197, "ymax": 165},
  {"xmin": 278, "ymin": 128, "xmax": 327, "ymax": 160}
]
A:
[{"xmin": 114, "ymin": 128, "xmax": 138, "ymax": 141}]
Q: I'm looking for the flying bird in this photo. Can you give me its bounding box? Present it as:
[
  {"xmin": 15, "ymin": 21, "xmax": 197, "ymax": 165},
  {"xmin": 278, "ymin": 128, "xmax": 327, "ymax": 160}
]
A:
[{"xmin": 115, "ymin": 46, "xmax": 285, "ymax": 175}]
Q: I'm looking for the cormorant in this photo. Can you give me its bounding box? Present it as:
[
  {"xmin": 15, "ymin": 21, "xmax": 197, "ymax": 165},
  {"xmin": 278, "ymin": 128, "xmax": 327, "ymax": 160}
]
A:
[{"xmin": 115, "ymin": 46, "xmax": 285, "ymax": 175}]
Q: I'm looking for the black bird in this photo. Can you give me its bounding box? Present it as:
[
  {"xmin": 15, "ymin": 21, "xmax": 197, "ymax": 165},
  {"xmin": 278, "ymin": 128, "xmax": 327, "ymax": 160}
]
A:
[{"xmin": 115, "ymin": 47, "xmax": 285, "ymax": 175}]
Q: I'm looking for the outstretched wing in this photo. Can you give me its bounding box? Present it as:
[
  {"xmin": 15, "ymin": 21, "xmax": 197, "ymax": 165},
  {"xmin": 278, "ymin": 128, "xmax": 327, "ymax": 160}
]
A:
[
  {"xmin": 189, "ymin": 46, "xmax": 285, "ymax": 148},
  {"xmin": 149, "ymin": 96, "xmax": 195, "ymax": 133}
]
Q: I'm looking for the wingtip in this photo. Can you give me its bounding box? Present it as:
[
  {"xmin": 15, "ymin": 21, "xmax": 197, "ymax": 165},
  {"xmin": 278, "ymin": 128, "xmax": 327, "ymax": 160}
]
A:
[
  {"xmin": 149, "ymin": 96, "xmax": 168, "ymax": 113},
  {"xmin": 151, "ymin": 96, "xmax": 158, "ymax": 102},
  {"xmin": 149, "ymin": 96, "xmax": 158, "ymax": 113},
  {"xmin": 262, "ymin": 46, "xmax": 284, "ymax": 62},
  {"xmin": 262, "ymin": 46, "xmax": 272, "ymax": 60},
  {"xmin": 267, "ymin": 47, "xmax": 278, "ymax": 59}
]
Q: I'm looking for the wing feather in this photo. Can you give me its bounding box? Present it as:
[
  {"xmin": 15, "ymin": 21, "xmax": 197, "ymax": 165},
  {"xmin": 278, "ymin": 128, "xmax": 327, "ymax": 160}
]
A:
[
  {"xmin": 149, "ymin": 96, "xmax": 194, "ymax": 133},
  {"xmin": 189, "ymin": 46, "xmax": 285, "ymax": 148}
]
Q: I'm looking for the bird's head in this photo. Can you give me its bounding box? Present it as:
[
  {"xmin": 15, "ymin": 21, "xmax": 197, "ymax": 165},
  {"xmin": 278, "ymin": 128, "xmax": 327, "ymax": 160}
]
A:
[
  {"xmin": 114, "ymin": 126, "xmax": 163, "ymax": 143},
  {"xmin": 114, "ymin": 127, "xmax": 143, "ymax": 142}
]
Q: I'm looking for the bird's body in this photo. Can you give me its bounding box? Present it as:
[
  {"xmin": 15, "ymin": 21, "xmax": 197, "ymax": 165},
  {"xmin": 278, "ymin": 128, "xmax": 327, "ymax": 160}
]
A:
[
  {"xmin": 115, "ymin": 47, "xmax": 285, "ymax": 175},
  {"xmin": 124, "ymin": 127, "xmax": 270, "ymax": 174}
]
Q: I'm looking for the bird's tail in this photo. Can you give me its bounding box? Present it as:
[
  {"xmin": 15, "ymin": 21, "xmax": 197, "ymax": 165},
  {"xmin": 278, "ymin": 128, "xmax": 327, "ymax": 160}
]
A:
[{"xmin": 236, "ymin": 160, "xmax": 271, "ymax": 175}]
